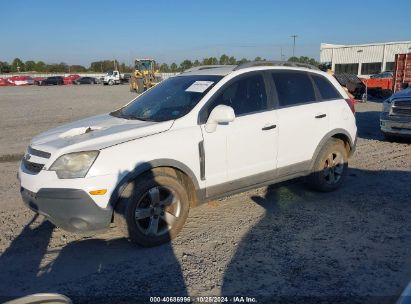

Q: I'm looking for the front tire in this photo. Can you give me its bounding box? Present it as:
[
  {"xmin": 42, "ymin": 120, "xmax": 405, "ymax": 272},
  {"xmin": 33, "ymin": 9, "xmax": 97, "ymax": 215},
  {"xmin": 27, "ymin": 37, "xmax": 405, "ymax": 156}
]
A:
[
  {"xmin": 383, "ymin": 132, "xmax": 396, "ymax": 142},
  {"xmin": 108, "ymin": 80, "xmax": 114, "ymax": 86},
  {"xmin": 306, "ymin": 138, "xmax": 348, "ymax": 192},
  {"xmin": 136, "ymin": 78, "xmax": 144, "ymax": 94},
  {"xmin": 114, "ymin": 170, "xmax": 190, "ymax": 247}
]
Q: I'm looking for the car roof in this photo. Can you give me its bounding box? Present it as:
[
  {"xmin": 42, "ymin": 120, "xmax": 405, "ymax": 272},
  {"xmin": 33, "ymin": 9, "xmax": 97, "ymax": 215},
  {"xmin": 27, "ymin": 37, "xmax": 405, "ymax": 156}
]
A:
[
  {"xmin": 181, "ymin": 65, "xmax": 236, "ymax": 76},
  {"xmin": 180, "ymin": 61, "xmax": 320, "ymax": 77}
]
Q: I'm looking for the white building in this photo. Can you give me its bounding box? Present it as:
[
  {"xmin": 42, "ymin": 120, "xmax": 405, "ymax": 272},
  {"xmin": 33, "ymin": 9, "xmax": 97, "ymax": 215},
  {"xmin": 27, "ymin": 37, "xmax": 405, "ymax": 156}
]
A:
[{"xmin": 320, "ymin": 41, "xmax": 411, "ymax": 76}]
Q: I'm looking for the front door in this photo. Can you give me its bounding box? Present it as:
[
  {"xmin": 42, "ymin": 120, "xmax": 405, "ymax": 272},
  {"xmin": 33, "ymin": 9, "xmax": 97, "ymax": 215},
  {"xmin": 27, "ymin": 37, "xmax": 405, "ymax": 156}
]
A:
[{"xmin": 201, "ymin": 72, "xmax": 278, "ymax": 196}]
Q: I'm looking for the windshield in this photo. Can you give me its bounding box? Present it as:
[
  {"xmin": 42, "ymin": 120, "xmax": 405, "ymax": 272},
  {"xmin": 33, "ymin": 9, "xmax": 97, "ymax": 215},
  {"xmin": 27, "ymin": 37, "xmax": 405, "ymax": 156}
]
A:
[
  {"xmin": 135, "ymin": 60, "xmax": 153, "ymax": 70},
  {"xmin": 111, "ymin": 75, "xmax": 222, "ymax": 122},
  {"xmin": 106, "ymin": 71, "xmax": 113, "ymax": 76}
]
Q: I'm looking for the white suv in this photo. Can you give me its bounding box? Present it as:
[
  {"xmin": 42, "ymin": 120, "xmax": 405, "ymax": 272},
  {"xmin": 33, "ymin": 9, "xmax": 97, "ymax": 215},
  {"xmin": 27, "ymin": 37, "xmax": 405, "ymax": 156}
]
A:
[{"xmin": 19, "ymin": 62, "xmax": 357, "ymax": 247}]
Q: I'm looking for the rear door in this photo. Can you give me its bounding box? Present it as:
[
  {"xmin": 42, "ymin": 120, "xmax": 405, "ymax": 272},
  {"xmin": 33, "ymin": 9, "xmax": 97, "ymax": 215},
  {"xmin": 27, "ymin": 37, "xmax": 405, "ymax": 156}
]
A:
[
  {"xmin": 270, "ymin": 70, "xmax": 329, "ymax": 172},
  {"xmin": 311, "ymin": 73, "xmax": 353, "ymax": 140}
]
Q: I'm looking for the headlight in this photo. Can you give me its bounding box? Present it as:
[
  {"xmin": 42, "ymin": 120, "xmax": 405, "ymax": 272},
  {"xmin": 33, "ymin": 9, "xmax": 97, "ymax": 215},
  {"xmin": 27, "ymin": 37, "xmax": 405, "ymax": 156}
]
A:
[
  {"xmin": 49, "ymin": 151, "xmax": 99, "ymax": 179},
  {"xmin": 382, "ymin": 99, "xmax": 392, "ymax": 113}
]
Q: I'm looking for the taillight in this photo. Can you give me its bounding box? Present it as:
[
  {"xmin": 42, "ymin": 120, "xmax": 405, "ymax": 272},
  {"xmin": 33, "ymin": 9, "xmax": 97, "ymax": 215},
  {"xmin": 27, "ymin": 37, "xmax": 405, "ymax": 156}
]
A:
[{"xmin": 345, "ymin": 98, "xmax": 356, "ymax": 114}]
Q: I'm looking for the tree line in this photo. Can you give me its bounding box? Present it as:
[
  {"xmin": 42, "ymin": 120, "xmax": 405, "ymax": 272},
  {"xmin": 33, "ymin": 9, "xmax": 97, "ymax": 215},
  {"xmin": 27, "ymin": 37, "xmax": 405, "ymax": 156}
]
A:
[
  {"xmin": 0, "ymin": 59, "xmax": 133, "ymax": 74},
  {"xmin": 0, "ymin": 55, "xmax": 319, "ymax": 74}
]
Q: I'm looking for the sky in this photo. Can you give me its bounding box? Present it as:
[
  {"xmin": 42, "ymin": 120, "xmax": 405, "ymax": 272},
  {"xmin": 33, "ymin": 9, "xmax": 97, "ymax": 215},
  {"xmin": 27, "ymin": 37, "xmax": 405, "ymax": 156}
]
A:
[{"xmin": 1, "ymin": 0, "xmax": 410, "ymax": 67}]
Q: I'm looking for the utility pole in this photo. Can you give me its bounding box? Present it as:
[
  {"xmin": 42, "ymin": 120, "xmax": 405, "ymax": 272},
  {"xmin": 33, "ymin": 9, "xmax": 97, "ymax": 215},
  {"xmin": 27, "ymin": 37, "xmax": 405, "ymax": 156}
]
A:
[{"xmin": 290, "ymin": 35, "xmax": 298, "ymax": 57}]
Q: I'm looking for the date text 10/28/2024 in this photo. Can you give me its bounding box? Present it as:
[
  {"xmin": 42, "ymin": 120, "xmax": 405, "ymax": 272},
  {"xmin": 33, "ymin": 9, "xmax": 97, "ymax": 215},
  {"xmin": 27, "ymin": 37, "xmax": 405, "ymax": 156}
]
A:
[{"xmin": 150, "ymin": 296, "xmax": 257, "ymax": 303}]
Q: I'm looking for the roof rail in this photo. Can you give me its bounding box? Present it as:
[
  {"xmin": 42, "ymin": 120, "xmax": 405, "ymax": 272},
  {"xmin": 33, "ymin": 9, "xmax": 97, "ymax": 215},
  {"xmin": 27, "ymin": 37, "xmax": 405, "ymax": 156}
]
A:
[
  {"xmin": 182, "ymin": 65, "xmax": 235, "ymax": 73},
  {"xmin": 233, "ymin": 60, "xmax": 319, "ymax": 71}
]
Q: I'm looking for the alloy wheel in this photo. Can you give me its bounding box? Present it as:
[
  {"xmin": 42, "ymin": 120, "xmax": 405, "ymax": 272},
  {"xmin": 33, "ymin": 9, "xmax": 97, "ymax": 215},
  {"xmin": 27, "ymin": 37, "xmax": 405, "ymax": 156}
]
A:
[
  {"xmin": 134, "ymin": 186, "xmax": 181, "ymax": 236},
  {"xmin": 323, "ymin": 151, "xmax": 344, "ymax": 184}
]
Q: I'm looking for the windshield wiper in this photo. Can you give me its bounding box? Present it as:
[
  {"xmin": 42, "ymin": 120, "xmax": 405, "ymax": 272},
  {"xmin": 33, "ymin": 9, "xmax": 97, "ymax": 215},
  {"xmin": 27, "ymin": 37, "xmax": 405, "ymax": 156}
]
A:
[
  {"xmin": 110, "ymin": 109, "xmax": 157, "ymax": 122},
  {"xmin": 130, "ymin": 116, "xmax": 155, "ymax": 122}
]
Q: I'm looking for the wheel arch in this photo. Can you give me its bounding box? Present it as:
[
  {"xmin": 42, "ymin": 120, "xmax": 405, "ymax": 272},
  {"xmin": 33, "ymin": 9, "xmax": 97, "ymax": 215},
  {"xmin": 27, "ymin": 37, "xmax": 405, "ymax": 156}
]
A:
[
  {"xmin": 310, "ymin": 129, "xmax": 355, "ymax": 169},
  {"xmin": 109, "ymin": 159, "xmax": 200, "ymax": 212}
]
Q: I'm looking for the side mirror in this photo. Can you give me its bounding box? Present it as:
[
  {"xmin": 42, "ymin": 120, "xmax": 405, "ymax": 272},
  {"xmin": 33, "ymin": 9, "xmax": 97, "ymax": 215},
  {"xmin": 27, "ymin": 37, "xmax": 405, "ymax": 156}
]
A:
[{"xmin": 205, "ymin": 105, "xmax": 235, "ymax": 133}]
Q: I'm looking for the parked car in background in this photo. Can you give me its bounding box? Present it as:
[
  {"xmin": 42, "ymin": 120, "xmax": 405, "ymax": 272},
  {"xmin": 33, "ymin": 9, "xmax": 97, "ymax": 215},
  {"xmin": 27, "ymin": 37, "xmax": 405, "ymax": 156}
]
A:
[
  {"xmin": 0, "ymin": 76, "xmax": 34, "ymax": 86},
  {"xmin": 33, "ymin": 77, "xmax": 46, "ymax": 85},
  {"xmin": 73, "ymin": 77, "xmax": 99, "ymax": 85},
  {"xmin": 103, "ymin": 70, "xmax": 129, "ymax": 85},
  {"xmin": 381, "ymin": 88, "xmax": 411, "ymax": 140},
  {"xmin": 19, "ymin": 62, "xmax": 357, "ymax": 247},
  {"xmin": 7, "ymin": 76, "xmax": 34, "ymax": 86},
  {"xmin": 63, "ymin": 74, "xmax": 81, "ymax": 85},
  {"xmin": 370, "ymin": 71, "xmax": 393, "ymax": 79},
  {"xmin": 36, "ymin": 76, "xmax": 64, "ymax": 86},
  {"xmin": 0, "ymin": 78, "xmax": 10, "ymax": 86}
]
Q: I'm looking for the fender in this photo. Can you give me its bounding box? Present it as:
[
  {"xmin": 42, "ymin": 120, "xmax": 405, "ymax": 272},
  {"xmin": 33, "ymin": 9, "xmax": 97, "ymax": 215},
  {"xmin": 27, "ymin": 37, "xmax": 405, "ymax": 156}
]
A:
[
  {"xmin": 108, "ymin": 158, "xmax": 200, "ymax": 209},
  {"xmin": 309, "ymin": 128, "xmax": 355, "ymax": 169}
]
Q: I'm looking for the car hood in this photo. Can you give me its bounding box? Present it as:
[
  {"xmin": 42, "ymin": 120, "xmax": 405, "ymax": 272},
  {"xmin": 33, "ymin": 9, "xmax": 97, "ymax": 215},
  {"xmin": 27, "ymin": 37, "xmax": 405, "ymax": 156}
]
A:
[
  {"xmin": 30, "ymin": 113, "xmax": 173, "ymax": 156},
  {"xmin": 392, "ymin": 88, "xmax": 411, "ymax": 99}
]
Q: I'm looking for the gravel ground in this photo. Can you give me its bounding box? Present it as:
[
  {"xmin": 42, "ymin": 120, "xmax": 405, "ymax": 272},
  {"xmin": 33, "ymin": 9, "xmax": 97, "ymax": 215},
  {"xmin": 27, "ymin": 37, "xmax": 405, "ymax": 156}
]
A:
[
  {"xmin": 0, "ymin": 86, "xmax": 410, "ymax": 303},
  {"xmin": 0, "ymin": 85, "xmax": 132, "ymax": 158}
]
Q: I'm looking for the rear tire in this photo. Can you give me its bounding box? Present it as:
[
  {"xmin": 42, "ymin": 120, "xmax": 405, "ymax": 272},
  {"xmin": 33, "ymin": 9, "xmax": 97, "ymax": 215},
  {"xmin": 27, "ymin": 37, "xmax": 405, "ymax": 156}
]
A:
[
  {"xmin": 306, "ymin": 138, "xmax": 348, "ymax": 192},
  {"xmin": 114, "ymin": 169, "xmax": 190, "ymax": 247}
]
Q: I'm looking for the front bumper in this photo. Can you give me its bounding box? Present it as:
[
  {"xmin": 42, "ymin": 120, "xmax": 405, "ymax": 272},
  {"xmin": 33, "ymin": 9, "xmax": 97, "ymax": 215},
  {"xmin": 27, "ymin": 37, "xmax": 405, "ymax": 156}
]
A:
[
  {"xmin": 380, "ymin": 113, "xmax": 411, "ymax": 137},
  {"xmin": 21, "ymin": 187, "xmax": 112, "ymax": 233}
]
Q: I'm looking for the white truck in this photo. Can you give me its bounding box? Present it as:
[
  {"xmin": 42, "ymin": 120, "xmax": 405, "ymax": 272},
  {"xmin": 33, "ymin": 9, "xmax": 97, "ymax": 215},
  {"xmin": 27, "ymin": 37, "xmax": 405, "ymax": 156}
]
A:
[{"xmin": 102, "ymin": 70, "xmax": 129, "ymax": 85}]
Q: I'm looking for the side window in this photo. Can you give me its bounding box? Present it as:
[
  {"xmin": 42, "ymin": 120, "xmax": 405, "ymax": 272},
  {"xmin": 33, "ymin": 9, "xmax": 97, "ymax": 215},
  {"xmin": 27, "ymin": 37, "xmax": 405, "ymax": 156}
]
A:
[
  {"xmin": 311, "ymin": 74, "xmax": 342, "ymax": 100},
  {"xmin": 207, "ymin": 73, "xmax": 267, "ymax": 117},
  {"xmin": 271, "ymin": 71, "xmax": 316, "ymax": 107}
]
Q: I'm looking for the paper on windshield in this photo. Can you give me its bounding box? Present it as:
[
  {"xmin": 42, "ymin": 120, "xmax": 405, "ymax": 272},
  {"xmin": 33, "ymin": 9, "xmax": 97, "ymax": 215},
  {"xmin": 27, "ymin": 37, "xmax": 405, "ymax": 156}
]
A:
[{"xmin": 185, "ymin": 81, "xmax": 214, "ymax": 93}]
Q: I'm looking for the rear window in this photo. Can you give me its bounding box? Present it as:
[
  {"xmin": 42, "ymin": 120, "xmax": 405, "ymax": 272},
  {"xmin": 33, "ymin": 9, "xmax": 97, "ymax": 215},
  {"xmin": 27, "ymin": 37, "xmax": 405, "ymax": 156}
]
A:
[
  {"xmin": 311, "ymin": 74, "xmax": 342, "ymax": 100},
  {"xmin": 271, "ymin": 71, "xmax": 316, "ymax": 107}
]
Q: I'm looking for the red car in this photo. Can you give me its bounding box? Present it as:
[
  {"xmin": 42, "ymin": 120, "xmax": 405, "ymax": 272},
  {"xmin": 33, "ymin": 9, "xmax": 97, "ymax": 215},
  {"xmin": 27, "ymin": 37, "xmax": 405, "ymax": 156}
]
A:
[
  {"xmin": 63, "ymin": 74, "xmax": 81, "ymax": 85},
  {"xmin": 7, "ymin": 75, "xmax": 34, "ymax": 86}
]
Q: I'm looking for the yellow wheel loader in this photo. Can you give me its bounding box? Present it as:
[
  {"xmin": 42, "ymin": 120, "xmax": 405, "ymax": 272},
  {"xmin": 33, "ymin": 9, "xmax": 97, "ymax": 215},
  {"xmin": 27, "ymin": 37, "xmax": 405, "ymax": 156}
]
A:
[{"xmin": 129, "ymin": 59, "xmax": 161, "ymax": 93}]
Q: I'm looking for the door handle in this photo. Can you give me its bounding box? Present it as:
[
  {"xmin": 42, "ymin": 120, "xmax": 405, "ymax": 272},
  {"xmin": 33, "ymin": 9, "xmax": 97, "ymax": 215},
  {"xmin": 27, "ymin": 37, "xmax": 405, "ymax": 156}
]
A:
[
  {"xmin": 315, "ymin": 113, "xmax": 327, "ymax": 119},
  {"xmin": 262, "ymin": 124, "xmax": 277, "ymax": 131}
]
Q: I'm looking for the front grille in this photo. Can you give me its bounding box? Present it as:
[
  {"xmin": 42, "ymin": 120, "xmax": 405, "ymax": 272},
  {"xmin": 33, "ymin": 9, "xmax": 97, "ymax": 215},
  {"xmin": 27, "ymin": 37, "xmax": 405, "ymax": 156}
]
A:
[
  {"xmin": 392, "ymin": 99, "xmax": 411, "ymax": 117},
  {"xmin": 28, "ymin": 146, "xmax": 51, "ymax": 159},
  {"xmin": 22, "ymin": 159, "xmax": 44, "ymax": 174},
  {"xmin": 394, "ymin": 100, "xmax": 411, "ymax": 107},
  {"xmin": 392, "ymin": 107, "xmax": 411, "ymax": 116}
]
